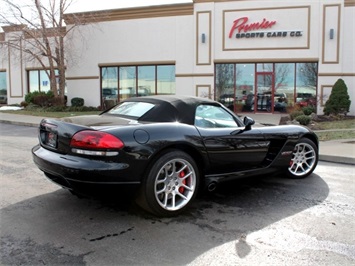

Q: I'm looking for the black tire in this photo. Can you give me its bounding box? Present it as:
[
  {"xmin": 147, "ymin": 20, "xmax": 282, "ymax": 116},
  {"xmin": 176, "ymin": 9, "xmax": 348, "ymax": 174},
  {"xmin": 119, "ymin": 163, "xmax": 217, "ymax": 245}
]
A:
[
  {"xmin": 136, "ymin": 150, "xmax": 199, "ymax": 217},
  {"xmin": 286, "ymin": 138, "xmax": 318, "ymax": 179}
]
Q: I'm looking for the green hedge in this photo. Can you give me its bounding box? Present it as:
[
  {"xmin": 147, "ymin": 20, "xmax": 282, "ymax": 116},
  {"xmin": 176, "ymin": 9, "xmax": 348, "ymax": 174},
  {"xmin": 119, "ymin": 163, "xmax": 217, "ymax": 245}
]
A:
[
  {"xmin": 290, "ymin": 110, "xmax": 304, "ymax": 120},
  {"xmin": 71, "ymin": 97, "xmax": 84, "ymax": 107},
  {"xmin": 295, "ymin": 115, "xmax": 311, "ymax": 126},
  {"xmin": 302, "ymin": 106, "xmax": 316, "ymax": 116},
  {"xmin": 25, "ymin": 91, "xmax": 54, "ymax": 105}
]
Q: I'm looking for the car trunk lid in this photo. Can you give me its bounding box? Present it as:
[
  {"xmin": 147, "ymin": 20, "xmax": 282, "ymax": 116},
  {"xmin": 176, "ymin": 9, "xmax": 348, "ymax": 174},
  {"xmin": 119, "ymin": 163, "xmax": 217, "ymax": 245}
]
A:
[{"xmin": 39, "ymin": 115, "xmax": 137, "ymax": 154}]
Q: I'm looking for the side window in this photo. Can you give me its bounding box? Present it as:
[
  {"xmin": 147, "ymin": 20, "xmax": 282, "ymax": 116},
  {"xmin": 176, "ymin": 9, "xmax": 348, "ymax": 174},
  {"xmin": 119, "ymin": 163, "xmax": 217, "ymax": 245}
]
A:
[{"xmin": 195, "ymin": 105, "xmax": 240, "ymax": 128}]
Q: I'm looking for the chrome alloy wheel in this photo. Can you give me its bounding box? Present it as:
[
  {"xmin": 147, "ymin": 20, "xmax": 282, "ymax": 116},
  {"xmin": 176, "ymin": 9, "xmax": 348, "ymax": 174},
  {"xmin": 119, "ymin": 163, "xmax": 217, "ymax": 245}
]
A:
[
  {"xmin": 154, "ymin": 158, "xmax": 196, "ymax": 211},
  {"xmin": 288, "ymin": 142, "xmax": 317, "ymax": 177}
]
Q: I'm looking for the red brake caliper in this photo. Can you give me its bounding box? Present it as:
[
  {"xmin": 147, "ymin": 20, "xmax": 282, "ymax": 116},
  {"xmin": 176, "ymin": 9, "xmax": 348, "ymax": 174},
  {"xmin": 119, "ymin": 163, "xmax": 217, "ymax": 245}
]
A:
[{"xmin": 179, "ymin": 171, "xmax": 186, "ymax": 194}]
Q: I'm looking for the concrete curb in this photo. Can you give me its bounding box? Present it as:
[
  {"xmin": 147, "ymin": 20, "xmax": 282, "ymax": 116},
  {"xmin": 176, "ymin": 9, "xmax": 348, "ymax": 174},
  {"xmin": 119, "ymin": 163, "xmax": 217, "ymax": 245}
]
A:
[
  {"xmin": 0, "ymin": 119, "xmax": 38, "ymax": 128},
  {"xmin": 319, "ymin": 155, "xmax": 355, "ymax": 165}
]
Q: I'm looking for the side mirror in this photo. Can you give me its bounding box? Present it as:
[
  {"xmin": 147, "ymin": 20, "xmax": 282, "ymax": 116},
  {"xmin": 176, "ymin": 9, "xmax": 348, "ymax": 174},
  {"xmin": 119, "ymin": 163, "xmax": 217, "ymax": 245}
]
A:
[{"xmin": 243, "ymin": 116, "xmax": 255, "ymax": 130}]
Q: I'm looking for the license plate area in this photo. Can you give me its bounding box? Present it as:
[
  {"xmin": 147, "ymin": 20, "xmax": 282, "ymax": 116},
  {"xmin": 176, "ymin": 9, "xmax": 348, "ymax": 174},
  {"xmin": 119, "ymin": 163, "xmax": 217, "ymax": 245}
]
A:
[{"xmin": 44, "ymin": 131, "xmax": 57, "ymax": 148}]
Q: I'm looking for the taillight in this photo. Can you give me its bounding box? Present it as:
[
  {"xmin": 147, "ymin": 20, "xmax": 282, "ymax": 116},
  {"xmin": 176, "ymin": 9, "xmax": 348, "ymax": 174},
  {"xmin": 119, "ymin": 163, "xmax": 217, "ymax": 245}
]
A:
[{"xmin": 70, "ymin": 130, "xmax": 124, "ymax": 154}]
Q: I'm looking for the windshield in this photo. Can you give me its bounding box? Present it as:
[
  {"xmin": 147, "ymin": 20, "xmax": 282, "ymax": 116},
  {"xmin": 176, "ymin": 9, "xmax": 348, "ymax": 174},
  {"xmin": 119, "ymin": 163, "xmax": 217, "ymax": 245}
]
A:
[{"xmin": 107, "ymin": 101, "xmax": 155, "ymax": 118}]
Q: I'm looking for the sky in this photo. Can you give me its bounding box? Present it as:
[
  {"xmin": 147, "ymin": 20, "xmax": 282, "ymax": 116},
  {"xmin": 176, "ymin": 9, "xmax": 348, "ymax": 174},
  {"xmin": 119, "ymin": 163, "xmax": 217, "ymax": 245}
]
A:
[{"xmin": 0, "ymin": 0, "xmax": 192, "ymax": 31}]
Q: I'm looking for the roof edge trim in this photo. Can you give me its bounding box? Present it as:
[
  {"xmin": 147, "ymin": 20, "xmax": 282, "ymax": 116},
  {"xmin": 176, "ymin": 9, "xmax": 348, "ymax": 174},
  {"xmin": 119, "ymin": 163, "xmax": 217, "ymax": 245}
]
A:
[{"xmin": 64, "ymin": 3, "xmax": 194, "ymax": 24}]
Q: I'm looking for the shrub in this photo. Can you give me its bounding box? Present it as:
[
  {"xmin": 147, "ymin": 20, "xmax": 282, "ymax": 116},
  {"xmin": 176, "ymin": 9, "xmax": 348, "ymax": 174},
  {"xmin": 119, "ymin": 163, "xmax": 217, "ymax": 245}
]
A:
[
  {"xmin": 50, "ymin": 96, "xmax": 66, "ymax": 106},
  {"xmin": 290, "ymin": 110, "xmax": 304, "ymax": 120},
  {"xmin": 25, "ymin": 103, "xmax": 41, "ymax": 110},
  {"xmin": 25, "ymin": 91, "xmax": 54, "ymax": 106},
  {"xmin": 295, "ymin": 115, "xmax": 311, "ymax": 125},
  {"xmin": 324, "ymin": 78, "xmax": 351, "ymax": 115},
  {"xmin": 302, "ymin": 106, "xmax": 316, "ymax": 116},
  {"xmin": 20, "ymin": 101, "xmax": 28, "ymax": 107},
  {"xmin": 71, "ymin": 97, "xmax": 84, "ymax": 107},
  {"xmin": 33, "ymin": 95, "xmax": 51, "ymax": 107},
  {"xmin": 25, "ymin": 91, "xmax": 43, "ymax": 103}
]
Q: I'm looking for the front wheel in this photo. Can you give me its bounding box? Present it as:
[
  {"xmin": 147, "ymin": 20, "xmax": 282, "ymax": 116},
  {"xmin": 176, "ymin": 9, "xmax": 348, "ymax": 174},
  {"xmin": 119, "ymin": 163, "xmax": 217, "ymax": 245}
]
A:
[
  {"xmin": 136, "ymin": 150, "xmax": 199, "ymax": 217},
  {"xmin": 287, "ymin": 138, "xmax": 318, "ymax": 179}
]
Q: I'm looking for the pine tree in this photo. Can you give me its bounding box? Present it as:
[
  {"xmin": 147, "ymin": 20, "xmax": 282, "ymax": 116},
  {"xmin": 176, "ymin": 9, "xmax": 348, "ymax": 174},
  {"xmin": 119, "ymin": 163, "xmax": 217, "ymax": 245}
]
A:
[{"xmin": 324, "ymin": 78, "xmax": 351, "ymax": 115}]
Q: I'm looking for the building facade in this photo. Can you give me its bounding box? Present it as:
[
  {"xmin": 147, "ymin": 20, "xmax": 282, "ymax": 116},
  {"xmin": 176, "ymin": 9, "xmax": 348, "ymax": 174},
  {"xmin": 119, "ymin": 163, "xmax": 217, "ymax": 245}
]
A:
[{"xmin": 1, "ymin": 0, "xmax": 354, "ymax": 115}]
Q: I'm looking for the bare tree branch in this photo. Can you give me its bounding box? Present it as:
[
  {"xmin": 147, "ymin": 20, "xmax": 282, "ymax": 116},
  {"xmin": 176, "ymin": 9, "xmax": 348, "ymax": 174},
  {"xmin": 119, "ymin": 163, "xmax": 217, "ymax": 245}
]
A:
[{"xmin": 0, "ymin": 0, "xmax": 82, "ymax": 104}]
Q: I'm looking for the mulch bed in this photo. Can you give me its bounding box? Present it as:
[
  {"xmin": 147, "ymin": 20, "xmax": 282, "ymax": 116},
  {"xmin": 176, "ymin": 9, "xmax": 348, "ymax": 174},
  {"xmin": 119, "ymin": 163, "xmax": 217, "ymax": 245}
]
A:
[{"xmin": 280, "ymin": 114, "xmax": 355, "ymax": 130}]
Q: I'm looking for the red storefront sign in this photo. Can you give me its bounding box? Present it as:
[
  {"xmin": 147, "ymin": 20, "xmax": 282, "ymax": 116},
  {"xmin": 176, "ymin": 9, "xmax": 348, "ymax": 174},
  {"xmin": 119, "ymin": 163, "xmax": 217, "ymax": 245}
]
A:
[{"xmin": 229, "ymin": 17, "xmax": 277, "ymax": 38}]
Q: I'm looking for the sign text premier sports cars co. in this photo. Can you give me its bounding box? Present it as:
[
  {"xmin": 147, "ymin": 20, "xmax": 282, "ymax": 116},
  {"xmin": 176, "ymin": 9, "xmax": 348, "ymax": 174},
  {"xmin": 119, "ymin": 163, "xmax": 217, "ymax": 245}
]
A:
[{"xmin": 229, "ymin": 17, "xmax": 303, "ymax": 39}]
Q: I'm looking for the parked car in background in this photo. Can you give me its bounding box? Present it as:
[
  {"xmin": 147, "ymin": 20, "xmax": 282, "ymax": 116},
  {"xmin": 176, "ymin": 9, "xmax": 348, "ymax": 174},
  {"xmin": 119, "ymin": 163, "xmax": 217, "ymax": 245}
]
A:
[
  {"xmin": 0, "ymin": 94, "xmax": 7, "ymax": 104},
  {"xmin": 102, "ymin": 88, "xmax": 117, "ymax": 99},
  {"xmin": 297, "ymin": 96, "xmax": 317, "ymax": 107},
  {"xmin": 32, "ymin": 95, "xmax": 318, "ymax": 216},
  {"xmin": 245, "ymin": 92, "xmax": 288, "ymax": 112},
  {"xmin": 218, "ymin": 93, "xmax": 244, "ymax": 111}
]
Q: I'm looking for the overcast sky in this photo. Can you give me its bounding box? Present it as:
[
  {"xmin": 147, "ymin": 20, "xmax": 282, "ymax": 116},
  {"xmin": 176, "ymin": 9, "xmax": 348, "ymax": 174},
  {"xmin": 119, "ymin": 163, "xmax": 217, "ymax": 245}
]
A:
[{"xmin": 0, "ymin": 0, "xmax": 192, "ymax": 31}]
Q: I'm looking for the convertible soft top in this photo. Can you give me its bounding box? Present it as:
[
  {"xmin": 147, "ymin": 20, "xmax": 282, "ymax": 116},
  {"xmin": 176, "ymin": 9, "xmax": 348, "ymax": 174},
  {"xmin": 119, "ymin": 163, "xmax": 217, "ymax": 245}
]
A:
[{"xmin": 124, "ymin": 95, "xmax": 218, "ymax": 125}]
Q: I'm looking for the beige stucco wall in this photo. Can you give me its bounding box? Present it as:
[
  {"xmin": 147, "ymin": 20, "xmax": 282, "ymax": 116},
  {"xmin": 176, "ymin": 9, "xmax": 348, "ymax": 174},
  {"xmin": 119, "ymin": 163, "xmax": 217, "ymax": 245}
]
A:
[{"xmin": 1, "ymin": 0, "xmax": 354, "ymax": 115}]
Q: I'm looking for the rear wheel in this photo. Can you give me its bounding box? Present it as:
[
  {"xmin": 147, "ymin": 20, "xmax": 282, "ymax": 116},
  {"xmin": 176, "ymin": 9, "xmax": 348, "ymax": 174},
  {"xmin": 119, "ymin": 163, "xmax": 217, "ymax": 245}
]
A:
[
  {"xmin": 287, "ymin": 138, "xmax": 318, "ymax": 178},
  {"xmin": 136, "ymin": 150, "xmax": 199, "ymax": 217}
]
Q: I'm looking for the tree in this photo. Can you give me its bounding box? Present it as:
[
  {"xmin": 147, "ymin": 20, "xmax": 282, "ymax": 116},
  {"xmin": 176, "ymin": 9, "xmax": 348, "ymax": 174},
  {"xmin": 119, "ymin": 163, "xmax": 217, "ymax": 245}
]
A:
[
  {"xmin": 0, "ymin": 0, "xmax": 77, "ymax": 105},
  {"xmin": 323, "ymin": 78, "xmax": 351, "ymax": 116}
]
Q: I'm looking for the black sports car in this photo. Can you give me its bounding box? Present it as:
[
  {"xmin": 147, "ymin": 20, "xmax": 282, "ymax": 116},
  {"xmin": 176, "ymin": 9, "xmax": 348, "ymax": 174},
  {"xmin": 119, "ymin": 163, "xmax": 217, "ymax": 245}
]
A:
[{"xmin": 32, "ymin": 95, "xmax": 319, "ymax": 216}]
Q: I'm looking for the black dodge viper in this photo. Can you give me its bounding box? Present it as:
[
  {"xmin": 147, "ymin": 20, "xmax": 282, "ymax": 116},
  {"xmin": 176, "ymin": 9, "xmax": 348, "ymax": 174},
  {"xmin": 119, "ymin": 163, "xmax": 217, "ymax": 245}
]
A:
[{"xmin": 32, "ymin": 95, "xmax": 319, "ymax": 216}]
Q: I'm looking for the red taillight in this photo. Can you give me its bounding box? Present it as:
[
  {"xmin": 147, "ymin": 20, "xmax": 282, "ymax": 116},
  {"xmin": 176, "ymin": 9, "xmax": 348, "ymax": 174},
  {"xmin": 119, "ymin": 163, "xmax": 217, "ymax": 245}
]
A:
[{"xmin": 70, "ymin": 130, "xmax": 124, "ymax": 149}]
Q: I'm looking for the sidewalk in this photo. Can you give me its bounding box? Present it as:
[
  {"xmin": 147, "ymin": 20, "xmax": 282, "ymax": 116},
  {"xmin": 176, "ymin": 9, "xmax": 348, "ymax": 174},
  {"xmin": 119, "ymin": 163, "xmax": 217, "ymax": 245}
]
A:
[{"xmin": 1, "ymin": 112, "xmax": 354, "ymax": 165}]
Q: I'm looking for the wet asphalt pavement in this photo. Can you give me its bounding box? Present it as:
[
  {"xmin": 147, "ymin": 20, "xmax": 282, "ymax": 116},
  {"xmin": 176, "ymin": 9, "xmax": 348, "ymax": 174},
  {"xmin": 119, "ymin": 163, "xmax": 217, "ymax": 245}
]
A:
[{"xmin": 1, "ymin": 123, "xmax": 354, "ymax": 265}]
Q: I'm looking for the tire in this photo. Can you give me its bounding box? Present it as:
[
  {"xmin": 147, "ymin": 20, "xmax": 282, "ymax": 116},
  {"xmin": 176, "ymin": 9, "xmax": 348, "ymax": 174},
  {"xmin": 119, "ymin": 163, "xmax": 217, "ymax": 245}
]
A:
[
  {"xmin": 287, "ymin": 138, "xmax": 318, "ymax": 179},
  {"xmin": 136, "ymin": 150, "xmax": 199, "ymax": 217}
]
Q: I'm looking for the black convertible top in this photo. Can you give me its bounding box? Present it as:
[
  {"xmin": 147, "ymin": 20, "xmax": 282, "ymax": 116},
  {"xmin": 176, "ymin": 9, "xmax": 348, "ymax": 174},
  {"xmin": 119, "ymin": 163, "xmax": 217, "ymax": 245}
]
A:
[{"xmin": 124, "ymin": 95, "xmax": 218, "ymax": 125}]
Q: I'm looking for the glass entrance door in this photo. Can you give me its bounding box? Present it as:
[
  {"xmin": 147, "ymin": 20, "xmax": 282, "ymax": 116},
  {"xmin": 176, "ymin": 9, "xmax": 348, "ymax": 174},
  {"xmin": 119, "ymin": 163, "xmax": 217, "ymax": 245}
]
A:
[{"xmin": 255, "ymin": 73, "xmax": 274, "ymax": 112}]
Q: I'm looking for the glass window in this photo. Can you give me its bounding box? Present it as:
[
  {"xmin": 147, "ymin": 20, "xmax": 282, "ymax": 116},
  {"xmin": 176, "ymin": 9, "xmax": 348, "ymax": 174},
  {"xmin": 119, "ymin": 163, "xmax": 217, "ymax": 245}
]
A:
[
  {"xmin": 236, "ymin": 64, "xmax": 255, "ymax": 111},
  {"xmin": 0, "ymin": 72, "xmax": 6, "ymax": 90},
  {"xmin": 256, "ymin": 74, "xmax": 273, "ymax": 112},
  {"xmin": 40, "ymin": 70, "xmax": 50, "ymax": 92},
  {"xmin": 0, "ymin": 71, "xmax": 7, "ymax": 104},
  {"xmin": 275, "ymin": 63, "xmax": 295, "ymax": 111},
  {"xmin": 215, "ymin": 64, "xmax": 235, "ymax": 107},
  {"xmin": 28, "ymin": 69, "xmax": 59, "ymax": 93},
  {"xmin": 215, "ymin": 62, "xmax": 318, "ymax": 113},
  {"xmin": 195, "ymin": 104, "xmax": 240, "ymax": 128},
  {"xmin": 257, "ymin": 63, "xmax": 273, "ymax": 72},
  {"xmin": 138, "ymin": 66, "xmax": 155, "ymax": 96},
  {"xmin": 296, "ymin": 63, "xmax": 318, "ymax": 107},
  {"xmin": 157, "ymin": 65, "xmax": 175, "ymax": 95},
  {"xmin": 119, "ymin": 67, "xmax": 136, "ymax": 101},
  {"xmin": 107, "ymin": 101, "xmax": 154, "ymax": 118},
  {"xmin": 29, "ymin": 71, "xmax": 39, "ymax": 92},
  {"xmin": 101, "ymin": 64, "xmax": 175, "ymax": 107},
  {"xmin": 101, "ymin": 67, "xmax": 118, "ymax": 108}
]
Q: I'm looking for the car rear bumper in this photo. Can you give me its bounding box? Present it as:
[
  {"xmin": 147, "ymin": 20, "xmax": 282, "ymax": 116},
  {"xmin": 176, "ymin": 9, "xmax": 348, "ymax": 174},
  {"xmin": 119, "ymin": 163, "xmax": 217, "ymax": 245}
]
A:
[{"xmin": 32, "ymin": 145, "xmax": 141, "ymax": 187}]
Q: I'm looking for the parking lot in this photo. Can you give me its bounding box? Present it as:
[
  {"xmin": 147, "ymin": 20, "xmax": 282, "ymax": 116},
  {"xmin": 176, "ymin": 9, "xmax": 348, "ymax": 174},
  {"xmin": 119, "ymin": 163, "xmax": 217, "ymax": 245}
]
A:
[{"xmin": 1, "ymin": 123, "xmax": 355, "ymax": 265}]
